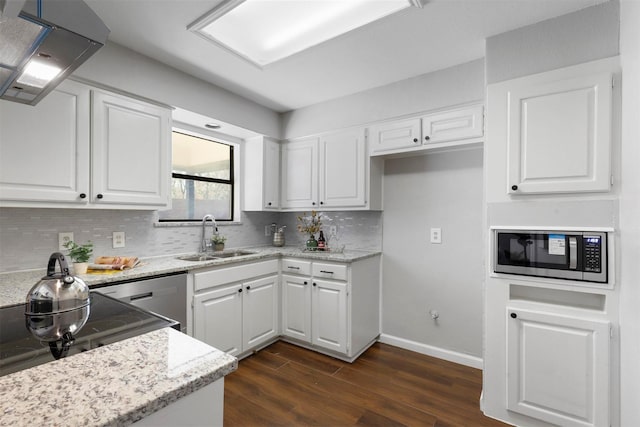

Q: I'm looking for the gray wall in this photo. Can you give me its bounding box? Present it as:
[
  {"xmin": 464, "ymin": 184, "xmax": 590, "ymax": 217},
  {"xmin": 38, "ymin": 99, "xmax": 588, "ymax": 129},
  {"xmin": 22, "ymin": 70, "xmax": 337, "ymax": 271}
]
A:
[
  {"xmin": 485, "ymin": 0, "xmax": 619, "ymax": 84},
  {"xmin": 281, "ymin": 59, "xmax": 485, "ymax": 139},
  {"xmin": 73, "ymin": 42, "xmax": 281, "ymax": 138},
  {"xmin": 382, "ymin": 148, "xmax": 484, "ymax": 357}
]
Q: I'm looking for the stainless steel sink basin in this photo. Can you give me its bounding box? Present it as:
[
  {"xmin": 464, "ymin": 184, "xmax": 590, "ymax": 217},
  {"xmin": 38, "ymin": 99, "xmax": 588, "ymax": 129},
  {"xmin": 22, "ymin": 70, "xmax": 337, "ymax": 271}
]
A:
[{"xmin": 177, "ymin": 251, "xmax": 256, "ymax": 262}]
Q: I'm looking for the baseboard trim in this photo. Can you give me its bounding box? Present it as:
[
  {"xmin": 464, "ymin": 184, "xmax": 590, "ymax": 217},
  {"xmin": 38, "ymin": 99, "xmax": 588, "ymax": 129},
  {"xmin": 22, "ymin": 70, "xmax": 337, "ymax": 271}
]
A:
[{"xmin": 379, "ymin": 334, "xmax": 483, "ymax": 369}]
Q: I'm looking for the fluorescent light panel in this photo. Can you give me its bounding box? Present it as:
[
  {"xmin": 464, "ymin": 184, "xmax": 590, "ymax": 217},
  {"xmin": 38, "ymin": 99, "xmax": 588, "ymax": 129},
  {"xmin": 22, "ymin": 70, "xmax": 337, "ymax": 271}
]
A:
[{"xmin": 191, "ymin": 0, "xmax": 412, "ymax": 67}]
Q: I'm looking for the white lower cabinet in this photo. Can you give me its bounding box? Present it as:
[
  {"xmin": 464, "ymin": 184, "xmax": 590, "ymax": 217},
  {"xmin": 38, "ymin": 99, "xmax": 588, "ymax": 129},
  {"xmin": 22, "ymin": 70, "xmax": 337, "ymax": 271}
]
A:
[
  {"xmin": 506, "ymin": 307, "xmax": 610, "ymax": 427},
  {"xmin": 281, "ymin": 256, "xmax": 379, "ymax": 361},
  {"xmin": 192, "ymin": 260, "xmax": 279, "ymax": 357}
]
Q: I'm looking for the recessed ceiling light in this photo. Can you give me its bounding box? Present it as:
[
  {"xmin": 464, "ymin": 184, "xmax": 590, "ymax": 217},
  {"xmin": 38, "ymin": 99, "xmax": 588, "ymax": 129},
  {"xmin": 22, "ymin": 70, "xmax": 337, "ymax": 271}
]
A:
[
  {"xmin": 189, "ymin": 0, "xmax": 423, "ymax": 68},
  {"xmin": 205, "ymin": 123, "xmax": 221, "ymax": 129}
]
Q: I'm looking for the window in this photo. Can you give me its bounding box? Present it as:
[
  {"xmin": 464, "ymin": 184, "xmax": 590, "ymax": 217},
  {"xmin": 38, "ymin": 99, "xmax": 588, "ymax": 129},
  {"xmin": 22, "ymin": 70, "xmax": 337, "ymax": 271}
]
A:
[{"xmin": 158, "ymin": 131, "xmax": 234, "ymax": 221}]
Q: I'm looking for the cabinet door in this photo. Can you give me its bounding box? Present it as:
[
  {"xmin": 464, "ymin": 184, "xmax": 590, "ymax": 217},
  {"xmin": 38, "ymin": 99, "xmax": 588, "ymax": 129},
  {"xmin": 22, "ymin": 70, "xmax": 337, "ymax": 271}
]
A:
[
  {"xmin": 193, "ymin": 283, "xmax": 243, "ymax": 356},
  {"xmin": 281, "ymin": 274, "xmax": 312, "ymax": 342},
  {"xmin": 507, "ymin": 72, "xmax": 612, "ymax": 194},
  {"xmin": 312, "ymin": 279, "xmax": 348, "ymax": 354},
  {"xmin": 319, "ymin": 129, "xmax": 366, "ymax": 208},
  {"xmin": 368, "ymin": 118, "xmax": 421, "ymax": 154},
  {"xmin": 507, "ymin": 307, "xmax": 610, "ymax": 427},
  {"xmin": 263, "ymin": 139, "xmax": 280, "ymax": 209},
  {"xmin": 91, "ymin": 90, "xmax": 171, "ymax": 207},
  {"xmin": 243, "ymin": 275, "xmax": 279, "ymax": 349},
  {"xmin": 281, "ymin": 138, "xmax": 318, "ymax": 209},
  {"xmin": 0, "ymin": 80, "xmax": 90, "ymax": 204},
  {"xmin": 422, "ymin": 105, "xmax": 483, "ymax": 144}
]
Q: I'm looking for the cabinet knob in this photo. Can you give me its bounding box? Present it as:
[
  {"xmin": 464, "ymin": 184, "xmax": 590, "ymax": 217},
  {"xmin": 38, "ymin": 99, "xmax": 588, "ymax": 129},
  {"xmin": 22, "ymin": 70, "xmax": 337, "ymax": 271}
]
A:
[
  {"xmin": 320, "ymin": 201, "xmax": 324, "ymax": 205},
  {"xmin": 511, "ymin": 185, "xmax": 518, "ymax": 191},
  {"xmin": 424, "ymin": 135, "xmax": 430, "ymax": 141},
  {"xmin": 413, "ymin": 138, "xmax": 418, "ymax": 143},
  {"xmin": 312, "ymin": 283, "xmax": 316, "ymax": 287},
  {"xmin": 312, "ymin": 202, "xmax": 316, "ymax": 206},
  {"xmin": 510, "ymin": 312, "xmax": 517, "ymax": 319},
  {"xmin": 246, "ymin": 286, "xmax": 251, "ymax": 290},
  {"xmin": 238, "ymin": 288, "xmax": 242, "ymax": 293},
  {"xmin": 79, "ymin": 193, "xmax": 87, "ymax": 199},
  {"xmin": 304, "ymin": 281, "xmax": 308, "ymax": 285},
  {"xmin": 96, "ymin": 194, "xmax": 104, "ymax": 199}
]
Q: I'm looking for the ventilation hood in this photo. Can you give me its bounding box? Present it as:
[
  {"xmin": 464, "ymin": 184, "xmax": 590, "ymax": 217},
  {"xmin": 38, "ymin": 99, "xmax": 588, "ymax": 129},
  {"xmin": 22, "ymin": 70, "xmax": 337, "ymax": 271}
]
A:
[{"xmin": 0, "ymin": 0, "xmax": 109, "ymax": 105}]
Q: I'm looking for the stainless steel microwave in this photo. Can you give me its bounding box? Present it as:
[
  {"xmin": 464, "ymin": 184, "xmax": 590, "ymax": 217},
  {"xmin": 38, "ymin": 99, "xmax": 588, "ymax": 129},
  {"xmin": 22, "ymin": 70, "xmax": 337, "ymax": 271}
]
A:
[{"xmin": 494, "ymin": 229, "xmax": 607, "ymax": 283}]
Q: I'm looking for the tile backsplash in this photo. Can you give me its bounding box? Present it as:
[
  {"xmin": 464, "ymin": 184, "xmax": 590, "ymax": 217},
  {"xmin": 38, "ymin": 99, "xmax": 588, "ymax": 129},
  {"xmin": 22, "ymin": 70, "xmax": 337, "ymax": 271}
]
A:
[{"xmin": 0, "ymin": 208, "xmax": 381, "ymax": 272}]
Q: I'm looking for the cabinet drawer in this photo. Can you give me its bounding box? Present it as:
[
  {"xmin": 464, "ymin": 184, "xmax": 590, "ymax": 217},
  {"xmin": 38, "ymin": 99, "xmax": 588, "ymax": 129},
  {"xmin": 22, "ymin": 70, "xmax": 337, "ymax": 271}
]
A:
[
  {"xmin": 312, "ymin": 262, "xmax": 348, "ymax": 281},
  {"xmin": 282, "ymin": 258, "xmax": 312, "ymax": 276},
  {"xmin": 194, "ymin": 259, "xmax": 278, "ymax": 291}
]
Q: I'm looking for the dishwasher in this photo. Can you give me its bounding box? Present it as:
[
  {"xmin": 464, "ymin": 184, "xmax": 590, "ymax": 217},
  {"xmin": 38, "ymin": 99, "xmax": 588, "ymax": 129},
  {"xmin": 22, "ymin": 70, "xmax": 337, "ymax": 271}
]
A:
[{"xmin": 94, "ymin": 272, "xmax": 187, "ymax": 333}]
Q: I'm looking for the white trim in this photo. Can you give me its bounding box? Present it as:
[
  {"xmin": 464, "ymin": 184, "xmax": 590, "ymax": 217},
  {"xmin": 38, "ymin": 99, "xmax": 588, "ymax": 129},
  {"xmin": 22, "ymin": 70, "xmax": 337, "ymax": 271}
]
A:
[
  {"xmin": 490, "ymin": 225, "xmax": 615, "ymax": 232},
  {"xmin": 379, "ymin": 333, "xmax": 483, "ymax": 369}
]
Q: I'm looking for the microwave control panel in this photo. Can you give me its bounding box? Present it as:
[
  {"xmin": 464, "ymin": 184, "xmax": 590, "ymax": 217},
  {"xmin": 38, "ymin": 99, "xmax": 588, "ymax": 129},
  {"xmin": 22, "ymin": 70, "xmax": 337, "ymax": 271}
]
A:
[{"xmin": 583, "ymin": 235, "xmax": 602, "ymax": 272}]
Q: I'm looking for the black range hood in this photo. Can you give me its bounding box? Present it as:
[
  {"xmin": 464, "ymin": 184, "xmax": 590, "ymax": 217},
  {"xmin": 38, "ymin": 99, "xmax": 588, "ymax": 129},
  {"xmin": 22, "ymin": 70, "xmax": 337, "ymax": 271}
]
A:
[{"xmin": 0, "ymin": 0, "xmax": 110, "ymax": 105}]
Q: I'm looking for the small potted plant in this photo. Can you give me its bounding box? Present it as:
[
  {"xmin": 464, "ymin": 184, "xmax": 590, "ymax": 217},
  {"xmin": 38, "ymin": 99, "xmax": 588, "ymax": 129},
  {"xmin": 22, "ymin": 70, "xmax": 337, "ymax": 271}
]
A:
[
  {"xmin": 63, "ymin": 240, "xmax": 93, "ymax": 274},
  {"xmin": 211, "ymin": 235, "xmax": 227, "ymax": 252}
]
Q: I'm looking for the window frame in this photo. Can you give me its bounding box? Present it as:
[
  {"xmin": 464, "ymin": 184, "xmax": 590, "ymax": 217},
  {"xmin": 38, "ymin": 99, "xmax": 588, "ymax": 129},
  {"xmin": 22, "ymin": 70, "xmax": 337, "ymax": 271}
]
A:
[{"xmin": 159, "ymin": 126, "xmax": 240, "ymax": 223}]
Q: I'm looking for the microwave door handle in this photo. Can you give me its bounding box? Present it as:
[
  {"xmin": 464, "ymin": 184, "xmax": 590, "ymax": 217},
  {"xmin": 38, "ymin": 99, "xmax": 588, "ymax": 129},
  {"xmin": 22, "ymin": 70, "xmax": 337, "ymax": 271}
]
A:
[{"xmin": 569, "ymin": 237, "xmax": 578, "ymax": 270}]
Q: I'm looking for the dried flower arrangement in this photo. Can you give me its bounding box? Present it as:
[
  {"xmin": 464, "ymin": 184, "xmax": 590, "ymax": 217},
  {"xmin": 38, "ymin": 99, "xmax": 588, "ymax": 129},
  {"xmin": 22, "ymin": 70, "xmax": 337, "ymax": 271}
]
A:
[{"xmin": 297, "ymin": 211, "xmax": 323, "ymax": 235}]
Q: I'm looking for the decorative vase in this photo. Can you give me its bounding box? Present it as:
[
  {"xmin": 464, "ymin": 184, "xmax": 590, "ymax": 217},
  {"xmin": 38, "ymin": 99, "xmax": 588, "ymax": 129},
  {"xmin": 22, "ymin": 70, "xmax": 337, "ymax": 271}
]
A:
[
  {"xmin": 306, "ymin": 234, "xmax": 318, "ymax": 251},
  {"xmin": 214, "ymin": 243, "xmax": 225, "ymax": 252},
  {"xmin": 73, "ymin": 262, "xmax": 89, "ymax": 274}
]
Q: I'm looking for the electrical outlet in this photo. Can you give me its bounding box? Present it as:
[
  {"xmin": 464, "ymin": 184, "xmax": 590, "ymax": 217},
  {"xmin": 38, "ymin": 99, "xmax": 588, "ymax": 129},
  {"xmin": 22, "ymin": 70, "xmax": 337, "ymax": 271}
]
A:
[
  {"xmin": 113, "ymin": 231, "xmax": 125, "ymax": 248},
  {"xmin": 329, "ymin": 225, "xmax": 337, "ymax": 236},
  {"xmin": 264, "ymin": 225, "xmax": 271, "ymax": 236},
  {"xmin": 58, "ymin": 232, "xmax": 74, "ymax": 251},
  {"xmin": 430, "ymin": 228, "xmax": 442, "ymax": 244}
]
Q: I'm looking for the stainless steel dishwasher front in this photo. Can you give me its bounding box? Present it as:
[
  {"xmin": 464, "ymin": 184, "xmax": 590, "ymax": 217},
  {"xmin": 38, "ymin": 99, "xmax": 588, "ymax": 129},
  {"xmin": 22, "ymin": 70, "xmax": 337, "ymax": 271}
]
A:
[{"xmin": 96, "ymin": 273, "xmax": 187, "ymax": 333}]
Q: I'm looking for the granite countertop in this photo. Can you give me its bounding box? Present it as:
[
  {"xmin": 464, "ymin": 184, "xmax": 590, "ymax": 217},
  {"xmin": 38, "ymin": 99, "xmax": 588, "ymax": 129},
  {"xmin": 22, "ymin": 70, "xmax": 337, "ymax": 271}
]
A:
[
  {"xmin": 0, "ymin": 246, "xmax": 379, "ymax": 308},
  {"xmin": 0, "ymin": 327, "xmax": 237, "ymax": 426}
]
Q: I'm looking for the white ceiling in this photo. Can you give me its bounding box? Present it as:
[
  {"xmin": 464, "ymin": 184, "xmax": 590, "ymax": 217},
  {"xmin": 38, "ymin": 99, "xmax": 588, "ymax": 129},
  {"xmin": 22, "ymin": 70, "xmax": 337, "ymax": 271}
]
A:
[{"xmin": 84, "ymin": 0, "xmax": 606, "ymax": 113}]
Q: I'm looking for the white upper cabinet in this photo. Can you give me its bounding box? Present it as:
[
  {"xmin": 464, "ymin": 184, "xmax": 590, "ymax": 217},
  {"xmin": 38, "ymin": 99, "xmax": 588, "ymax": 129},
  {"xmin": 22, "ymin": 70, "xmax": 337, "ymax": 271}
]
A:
[
  {"xmin": 281, "ymin": 127, "xmax": 371, "ymax": 210},
  {"xmin": 422, "ymin": 105, "xmax": 484, "ymax": 144},
  {"xmin": 0, "ymin": 80, "xmax": 172, "ymax": 209},
  {"xmin": 281, "ymin": 137, "xmax": 319, "ymax": 209},
  {"xmin": 369, "ymin": 104, "xmax": 484, "ymax": 155},
  {"xmin": 368, "ymin": 118, "xmax": 421, "ymax": 153},
  {"xmin": 506, "ymin": 70, "xmax": 613, "ymax": 195},
  {"xmin": 319, "ymin": 128, "xmax": 366, "ymax": 208},
  {"xmin": 243, "ymin": 136, "xmax": 280, "ymax": 210},
  {"xmin": 0, "ymin": 80, "xmax": 91, "ymax": 204},
  {"xmin": 91, "ymin": 90, "xmax": 171, "ymax": 207}
]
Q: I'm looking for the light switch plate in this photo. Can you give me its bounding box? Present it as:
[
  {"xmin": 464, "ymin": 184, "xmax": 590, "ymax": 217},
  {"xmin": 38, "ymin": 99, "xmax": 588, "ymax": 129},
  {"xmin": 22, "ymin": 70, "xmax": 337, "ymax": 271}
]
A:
[
  {"xmin": 58, "ymin": 232, "xmax": 74, "ymax": 251},
  {"xmin": 113, "ymin": 231, "xmax": 126, "ymax": 248},
  {"xmin": 430, "ymin": 228, "xmax": 442, "ymax": 244}
]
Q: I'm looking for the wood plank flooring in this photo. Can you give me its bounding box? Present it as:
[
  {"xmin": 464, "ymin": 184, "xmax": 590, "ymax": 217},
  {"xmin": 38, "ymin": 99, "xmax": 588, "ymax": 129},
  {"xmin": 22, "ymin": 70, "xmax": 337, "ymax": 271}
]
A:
[{"xmin": 224, "ymin": 341, "xmax": 510, "ymax": 426}]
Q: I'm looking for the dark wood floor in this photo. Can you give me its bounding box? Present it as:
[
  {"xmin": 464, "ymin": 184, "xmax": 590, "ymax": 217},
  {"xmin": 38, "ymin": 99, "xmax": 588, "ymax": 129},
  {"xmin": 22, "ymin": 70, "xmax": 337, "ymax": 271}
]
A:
[{"xmin": 224, "ymin": 341, "xmax": 510, "ymax": 426}]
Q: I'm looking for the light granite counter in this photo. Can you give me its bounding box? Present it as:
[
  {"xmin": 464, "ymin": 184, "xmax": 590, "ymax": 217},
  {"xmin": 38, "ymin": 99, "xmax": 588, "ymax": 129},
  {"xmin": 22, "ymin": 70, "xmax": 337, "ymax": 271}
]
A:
[
  {"xmin": 0, "ymin": 327, "xmax": 236, "ymax": 426},
  {"xmin": 0, "ymin": 246, "xmax": 379, "ymax": 308}
]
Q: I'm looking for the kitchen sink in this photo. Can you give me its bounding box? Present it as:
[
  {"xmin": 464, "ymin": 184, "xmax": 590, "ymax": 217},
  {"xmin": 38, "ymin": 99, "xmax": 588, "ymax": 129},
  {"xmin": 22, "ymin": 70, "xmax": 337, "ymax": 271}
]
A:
[{"xmin": 177, "ymin": 251, "xmax": 256, "ymax": 262}]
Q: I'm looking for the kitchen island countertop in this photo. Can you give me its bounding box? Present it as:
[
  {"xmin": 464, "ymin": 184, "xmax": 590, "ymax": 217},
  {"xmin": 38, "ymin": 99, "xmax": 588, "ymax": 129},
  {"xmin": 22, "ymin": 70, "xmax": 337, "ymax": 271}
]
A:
[{"xmin": 0, "ymin": 327, "xmax": 236, "ymax": 426}]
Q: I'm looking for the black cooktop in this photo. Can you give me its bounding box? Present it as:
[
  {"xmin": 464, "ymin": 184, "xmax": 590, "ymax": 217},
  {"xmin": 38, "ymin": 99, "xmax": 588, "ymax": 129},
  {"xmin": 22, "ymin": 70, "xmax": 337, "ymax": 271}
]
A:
[{"xmin": 0, "ymin": 292, "xmax": 179, "ymax": 377}]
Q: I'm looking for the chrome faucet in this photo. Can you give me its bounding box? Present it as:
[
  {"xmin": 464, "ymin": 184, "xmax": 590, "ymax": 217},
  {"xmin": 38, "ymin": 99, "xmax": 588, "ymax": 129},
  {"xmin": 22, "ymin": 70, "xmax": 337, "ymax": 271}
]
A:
[{"xmin": 201, "ymin": 214, "xmax": 218, "ymax": 253}]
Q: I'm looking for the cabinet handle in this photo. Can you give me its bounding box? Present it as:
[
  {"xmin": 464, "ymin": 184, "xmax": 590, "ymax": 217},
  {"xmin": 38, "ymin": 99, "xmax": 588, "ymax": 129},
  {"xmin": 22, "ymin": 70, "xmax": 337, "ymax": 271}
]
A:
[
  {"xmin": 312, "ymin": 202, "xmax": 316, "ymax": 205},
  {"xmin": 511, "ymin": 185, "xmax": 518, "ymax": 191},
  {"xmin": 313, "ymin": 283, "xmax": 317, "ymax": 287},
  {"xmin": 79, "ymin": 193, "xmax": 87, "ymax": 199},
  {"xmin": 129, "ymin": 292, "xmax": 153, "ymax": 302},
  {"xmin": 320, "ymin": 201, "xmax": 324, "ymax": 205},
  {"xmin": 97, "ymin": 194, "xmax": 104, "ymax": 199},
  {"xmin": 288, "ymin": 266, "xmax": 300, "ymax": 270},
  {"xmin": 268, "ymin": 202, "xmax": 272, "ymax": 206},
  {"xmin": 413, "ymin": 138, "xmax": 418, "ymax": 143},
  {"xmin": 304, "ymin": 281, "xmax": 308, "ymax": 285},
  {"xmin": 320, "ymin": 270, "xmax": 334, "ymax": 274},
  {"xmin": 510, "ymin": 312, "xmax": 517, "ymax": 319},
  {"xmin": 424, "ymin": 135, "xmax": 430, "ymax": 141},
  {"xmin": 238, "ymin": 288, "xmax": 242, "ymax": 293},
  {"xmin": 246, "ymin": 286, "xmax": 251, "ymax": 290}
]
